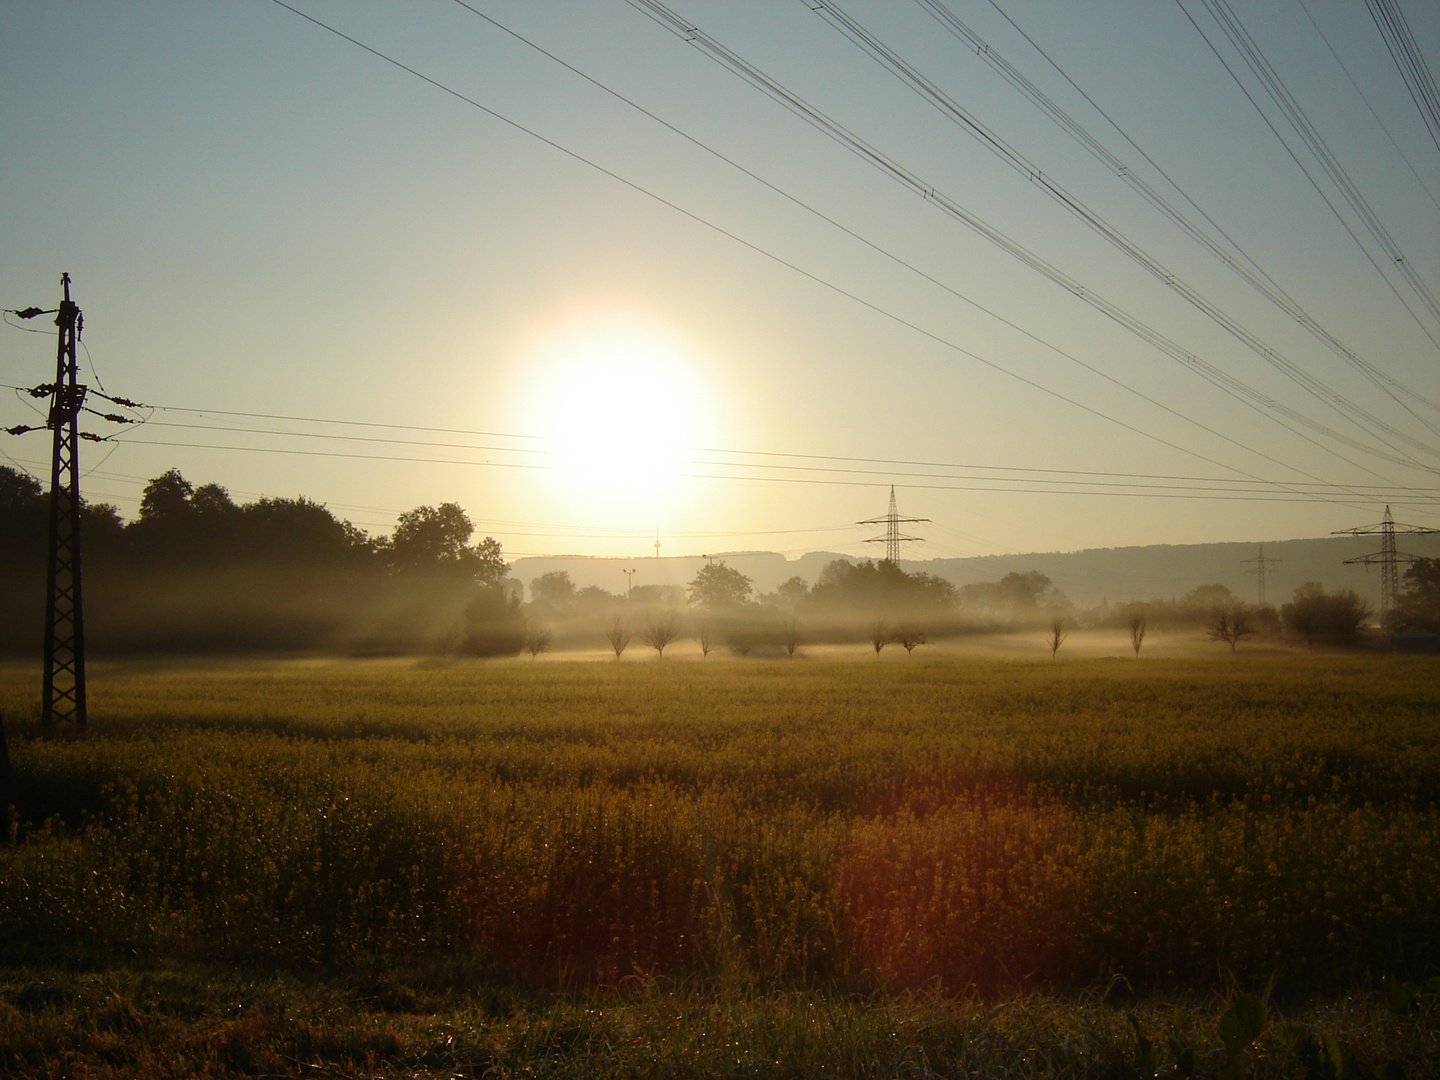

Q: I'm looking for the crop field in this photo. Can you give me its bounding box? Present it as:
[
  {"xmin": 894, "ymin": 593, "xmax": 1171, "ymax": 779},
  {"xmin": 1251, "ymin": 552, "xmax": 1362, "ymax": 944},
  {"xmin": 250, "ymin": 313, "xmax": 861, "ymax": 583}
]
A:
[{"xmin": 1, "ymin": 655, "xmax": 1437, "ymax": 1078}]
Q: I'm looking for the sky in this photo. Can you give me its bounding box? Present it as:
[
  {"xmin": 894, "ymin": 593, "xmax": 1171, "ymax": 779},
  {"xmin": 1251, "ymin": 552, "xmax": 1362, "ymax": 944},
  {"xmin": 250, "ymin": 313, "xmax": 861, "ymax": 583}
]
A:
[{"xmin": 2, "ymin": 1, "xmax": 1437, "ymax": 564}]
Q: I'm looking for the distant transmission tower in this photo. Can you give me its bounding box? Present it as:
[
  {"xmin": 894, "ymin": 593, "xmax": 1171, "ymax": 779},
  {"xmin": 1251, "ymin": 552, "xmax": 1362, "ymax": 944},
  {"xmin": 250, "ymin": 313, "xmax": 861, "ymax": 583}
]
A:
[
  {"xmin": 858, "ymin": 486, "xmax": 929, "ymax": 564},
  {"xmin": 1242, "ymin": 545, "xmax": 1281, "ymax": 607},
  {"xmin": 1334, "ymin": 506, "xmax": 1437, "ymax": 630},
  {"xmin": 4, "ymin": 275, "xmax": 143, "ymax": 730}
]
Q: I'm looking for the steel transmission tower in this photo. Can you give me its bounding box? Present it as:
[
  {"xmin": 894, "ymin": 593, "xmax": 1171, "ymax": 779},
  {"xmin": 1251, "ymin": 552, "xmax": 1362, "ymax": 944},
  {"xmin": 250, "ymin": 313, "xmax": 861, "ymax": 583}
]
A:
[
  {"xmin": 1334, "ymin": 506, "xmax": 1437, "ymax": 630},
  {"xmin": 40, "ymin": 275, "xmax": 87, "ymax": 729},
  {"xmin": 858, "ymin": 486, "xmax": 929, "ymax": 564},
  {"xmin": 1242, "ymin": 545, "xmax": 1281, "ymax": 607},
  {"xmin": 5, "ymin": 276, "xmax": 143, "ymax": 731}
]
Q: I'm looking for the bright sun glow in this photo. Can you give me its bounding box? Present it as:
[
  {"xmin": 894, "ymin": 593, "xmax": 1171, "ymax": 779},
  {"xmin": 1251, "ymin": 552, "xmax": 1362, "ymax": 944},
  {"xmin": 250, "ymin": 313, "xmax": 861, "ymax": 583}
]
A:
[{"xmin": 516, "ymin": 310, "xmax": 712, "ymax": 519}]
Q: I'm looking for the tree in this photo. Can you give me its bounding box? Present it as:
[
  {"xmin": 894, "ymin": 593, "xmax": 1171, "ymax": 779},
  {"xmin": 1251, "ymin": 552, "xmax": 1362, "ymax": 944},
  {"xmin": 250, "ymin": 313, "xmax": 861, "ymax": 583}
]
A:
[
  {"xmin": 776, "ymin": 576, "xmax": 810, "ymax": 609},
  {"xmin": 523, "ymin": 625, "xmax": 552, "ymax": 659},
  {"xmin": 459, "ymin": 584, "xmax": 525, "ymax": 657},
  {"xmin": 524, "ymin": 624, "xmax": 550, "ymax": 659},
  {"xmin": 1129, "ymin": 614, "xmax": 1147, "ymax": 657},
  {"xmin": 605, "ymin": 616, "xmax": 631, "ymax": 660},
  {"xmin": 1397, "ymin": 558, "xmax": 1440, "ymax": 632},
  {"xmin": 241, "ymin": 497, "xmax": 359, "ymax": 565},
  {"xmin": 688, "ymin": 561, "xmax": 753, "ymax": 609},
  {"xmin": 138, "ymin": 468, "xmax": 194, "ymax": 520},
  {"xmin": 782, "ymin": 616, "xmax": 802, "ymax": 657},
  {"xmin": 1048, "ymin": 617, "xmax": 1069, "ymax": 658},
  {"xmin": 869, "ymin": 619, "xmax": 888, "ymax": 655},
  {"xmin": 1281, "ymin": 583, "xmax": 1371, "ymax": 648},
  {"xmin": 390, "ymin": 503, "xmax": 487, "ymax": 576},
  {"xmin": 897, "ymin": 628, "xmax": 926, "ymax": 654},
  {"xmin": 1182, "ymin": 584, "xmax": 1240, "ymax": 620},
  {"xmin": 695, "ymin": 621, "xmax": 714, "ymax": 659},
  {"xmin": 529, "ymin": 571, "xmax": 576, "ymax": 611},
  {"xmin": 641, "ymin": 612, "xmax": 680, "ymax": 658},
  {"xmin": 1207, "ymin": 609, "xmax": 1254, "ymax": 653}
]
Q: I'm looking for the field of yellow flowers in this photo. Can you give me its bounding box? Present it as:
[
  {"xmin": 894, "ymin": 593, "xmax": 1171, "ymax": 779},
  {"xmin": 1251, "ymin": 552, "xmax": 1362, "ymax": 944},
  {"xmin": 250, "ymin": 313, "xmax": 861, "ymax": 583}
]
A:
[{"xmin": 0, "ymin": 655, "xmax": 1436, "ymax": 1077}]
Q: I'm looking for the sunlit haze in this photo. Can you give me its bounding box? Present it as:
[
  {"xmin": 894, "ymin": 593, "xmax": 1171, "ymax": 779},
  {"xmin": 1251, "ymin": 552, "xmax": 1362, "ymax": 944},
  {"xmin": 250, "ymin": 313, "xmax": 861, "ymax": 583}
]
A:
[{"xmin": 2, "ymin": 1, "xmax": 1437, "ymax": 563}]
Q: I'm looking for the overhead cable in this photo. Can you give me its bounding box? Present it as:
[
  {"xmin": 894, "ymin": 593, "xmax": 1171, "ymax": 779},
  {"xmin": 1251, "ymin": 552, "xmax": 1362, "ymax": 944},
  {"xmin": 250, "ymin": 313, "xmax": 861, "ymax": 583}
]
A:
[
  {"xmin": 625, "ymin": 0, "xmax": 1430, "ymax": 482},
  {"xmin": 270, "ymin": 0, "xmax": 1398, "ymax": 501},
  {"xmin": 807, "ymin": 0, "xmax": 1440, "ymax": 457},
  {"xmin": 1181, "ymin": 0, "xmax": 1440, "ymax": 343},
  {"xmin": 916, "ymin": 0, "xmax": 1440, "ymax": 431}
]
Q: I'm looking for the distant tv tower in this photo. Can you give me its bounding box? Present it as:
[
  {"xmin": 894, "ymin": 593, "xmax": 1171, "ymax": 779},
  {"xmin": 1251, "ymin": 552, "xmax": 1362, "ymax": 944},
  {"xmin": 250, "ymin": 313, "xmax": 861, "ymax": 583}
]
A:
[
  {"xmin": 1242, "ymin": 545, "xmax": 1281, "ymax": 607},
  {"xmin": 858, "ymin": 486, "xmax": 929, "ymax": 564},
  {"xmin": 1334, "ymin": 506, "xmax": 1437, "ymax": 630}
]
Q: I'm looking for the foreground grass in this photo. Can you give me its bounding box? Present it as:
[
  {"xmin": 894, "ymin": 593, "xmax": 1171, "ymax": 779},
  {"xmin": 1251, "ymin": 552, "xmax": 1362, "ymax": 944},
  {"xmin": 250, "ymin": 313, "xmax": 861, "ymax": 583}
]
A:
[
  {"xmin": 1, "ymin": 655, "xmax": 1438, "ymax": 1075},
  {"xmin": 2, "ymin": 965, "xmax": 1436, "ymax": 1078}
]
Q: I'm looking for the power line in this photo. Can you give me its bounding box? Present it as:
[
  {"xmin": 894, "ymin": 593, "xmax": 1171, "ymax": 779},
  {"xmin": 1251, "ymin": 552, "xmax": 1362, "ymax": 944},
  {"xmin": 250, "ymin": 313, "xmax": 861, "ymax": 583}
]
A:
[
  {"xmin": 811, "ymin": 0, "xmax": 1440, "ymax": 461},
  {"xmin": 1180, "ymin": 0, "xmax": 1440, "ymax": 347},
  {"xmin": 126, "ymin": 407, "xmax": 1440, "ymax": 498},
  {"xmin": 441, "ymin": 2, "xmax": 1390, "ymax": 491},
  {"xmin": 270, "ymin": 0, "xmax": 1339, "ymax": 494},
  {"xmin": 265, "ymin": 1, "xmax": 1433, "ymax": 512},
  {"xmin": 312, "ymin": 0, "xmax": 1432, "ymax": 504},
  {"xmin": 1365, "ymin": 0, "xmax": 1440, "ymax": 157},
  {"xmin": 117, "ymin": 434, "xmax": 1437, "ymax": 507},
  {"xmin": 624, "ymin": 0, "xmax": 1430, "ymax": 485},
  {"xmin": 1297, "ymin": 0, "xmax": 1440, "ymax": 215},
  {"xmin": 917, "ymin": 0, "xmax": 1440, "ymax": 432}
]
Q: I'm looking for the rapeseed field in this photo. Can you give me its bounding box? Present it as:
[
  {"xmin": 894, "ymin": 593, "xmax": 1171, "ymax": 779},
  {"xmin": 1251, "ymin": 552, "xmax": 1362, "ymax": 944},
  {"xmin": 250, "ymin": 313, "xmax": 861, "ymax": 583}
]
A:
[{"xmin": 0, "ymin": 656, "xmax": 1436, "ymax": 1077}]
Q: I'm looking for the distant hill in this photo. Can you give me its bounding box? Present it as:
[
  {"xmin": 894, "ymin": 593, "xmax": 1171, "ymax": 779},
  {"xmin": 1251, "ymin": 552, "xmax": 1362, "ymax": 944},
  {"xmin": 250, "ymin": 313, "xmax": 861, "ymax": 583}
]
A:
[{"xmin": 512, "ymin": 534, "xmax": 1440, "ymax": 609}]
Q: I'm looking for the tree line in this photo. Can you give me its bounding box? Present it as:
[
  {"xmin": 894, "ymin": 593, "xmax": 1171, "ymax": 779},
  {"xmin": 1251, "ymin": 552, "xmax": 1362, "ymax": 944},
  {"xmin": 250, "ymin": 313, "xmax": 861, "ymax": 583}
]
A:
[
  {"xmin": 4, "ymin": 464, "xmax": 1435, "ymax": 658},
  {"xmin": 0, "ymin": 466, "xmax": 523, "ymax": 656}
]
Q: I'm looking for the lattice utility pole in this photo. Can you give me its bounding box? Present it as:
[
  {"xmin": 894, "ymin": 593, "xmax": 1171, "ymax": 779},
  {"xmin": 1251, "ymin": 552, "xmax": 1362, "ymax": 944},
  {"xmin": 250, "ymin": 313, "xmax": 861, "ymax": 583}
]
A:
[
  {"xmin": 5, "ymin": 275, "xmax": 143, "ymax": 731},
  {"xmin": 1242, "ymin": 545, "xmax": 1281, "ymax": 607},
  {"xmin": 858, "ymin": 486, "xmax": 929, "ymax": 564},
  {"xmin": 1334, "ymin": 506, "xmax": 1437, "ymax": 631},
  {"xmin": 39, "ymin": 275, "xmax": 86, "ymax": 729}
]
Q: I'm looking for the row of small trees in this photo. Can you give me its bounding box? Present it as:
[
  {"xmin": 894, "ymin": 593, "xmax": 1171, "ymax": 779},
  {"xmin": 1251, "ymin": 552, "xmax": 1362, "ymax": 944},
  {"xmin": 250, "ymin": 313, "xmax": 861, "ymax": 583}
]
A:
[{"xmin": 523, "ymin": 560, "xmax": 1415, "ymax": 660}]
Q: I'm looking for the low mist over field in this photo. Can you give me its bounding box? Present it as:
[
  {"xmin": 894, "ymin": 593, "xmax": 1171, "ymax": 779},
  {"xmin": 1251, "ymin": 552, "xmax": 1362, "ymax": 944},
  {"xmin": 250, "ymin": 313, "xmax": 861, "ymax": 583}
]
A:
[{"xmin": 4, "ymin": 465, "xmax": 1438, "ymax": 661}]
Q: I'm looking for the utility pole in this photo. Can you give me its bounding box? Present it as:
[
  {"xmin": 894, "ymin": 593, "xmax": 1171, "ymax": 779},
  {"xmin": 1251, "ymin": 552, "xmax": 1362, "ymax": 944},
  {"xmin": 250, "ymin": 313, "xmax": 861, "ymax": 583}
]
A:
[
  {"xmin": 4, "ymin": 276, "xmax": 143, "ymax": 731},
  {"xmin": 1334, "ymin": 506, "xmax": 1437, "ymax": 631},
  {"xmin": 858, "ymin": 486, "xmax": 929, "ymax": 564},
  {"xmin": 622, "ymin": 567, "xmax": 637, "ymax": 601},
  {"xmin": 40, "ymin": 275, "xmax": 87, "ymax": 730},
  {"xmin": 653, "ymin": 529, "xmax": 661, "ymax": 559},
  {"xmin": 1242, "ymin": 544, "xmax": 1281, "ymax": 607}
]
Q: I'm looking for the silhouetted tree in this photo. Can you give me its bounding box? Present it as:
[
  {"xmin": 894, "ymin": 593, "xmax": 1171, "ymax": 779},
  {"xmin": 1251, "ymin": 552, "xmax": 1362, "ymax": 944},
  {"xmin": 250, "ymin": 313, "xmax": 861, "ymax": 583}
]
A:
[
  {"xmin": 782, "ymin": 616, "xmax": 802, "ymax": 656},
  {"xmin": 388, "ymin": 502, "xmax": 503, "ymax": 580},
  {"xmin": 641, "ymin": 612, "xmax": 680, "ymax": 658},
  {"xmin": 1207, "ymin": 609, "xmax": 1254, "ymax": 653},
  {"xmin": 776, "ymin": 575, "xmax": 810, "ymax": 608},
  {"xmin": 688, "ymin": 562, "xmax": 753, "ymax": 609},
  {"xmin": 523, "ymin": 625, "xmax": 552, "ymax": 659},
  {"xmin": 869, "ymin": 619, "xmax": 888, "ymax": 655},
  {"xmin": 605, "ymin": 616, "xmax": 631, "ymax": 660},
  {"xmin": 1282, "ymin": 583, "xmax": 1371, "ymax": 648},
  {"xmin": 897, "ymin": 628, "xmax": 926, "ymax": 654},
  {"xmin": 529, "ymin": 570, "xmax": 576, "ymax": 611},
  {"xmin": 695, "ymin": 621, "xmax": 713, "ymax": 659},
  {"xmin": 1182, "ymin": 584, "xmax": 1241, "ymax": 619},
  {"xmin": 459, "ymin": 585, "xmax": 525, "ymax": 657},
  {"xmin": 1048, "ymin": 617, "xmax": 1069, "ymax": 658},
  {"xmin": 1129, "ymin": 614, "xmax": 1147, "ymax": 657},
  {"xmin": 139, "ymin": 468, "xmax": 194, "ymax": 520},
  {"xmin": 1397, "ymin": 558, "xmax": 1440, "ymax": 632}
]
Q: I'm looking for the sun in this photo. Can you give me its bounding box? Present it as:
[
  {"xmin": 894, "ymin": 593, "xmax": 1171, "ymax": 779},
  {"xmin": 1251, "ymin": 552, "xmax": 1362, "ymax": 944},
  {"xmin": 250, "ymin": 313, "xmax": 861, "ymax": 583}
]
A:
[{"xmin": 517, "ymin": 310, "xmax": 712, "ymax": 516}]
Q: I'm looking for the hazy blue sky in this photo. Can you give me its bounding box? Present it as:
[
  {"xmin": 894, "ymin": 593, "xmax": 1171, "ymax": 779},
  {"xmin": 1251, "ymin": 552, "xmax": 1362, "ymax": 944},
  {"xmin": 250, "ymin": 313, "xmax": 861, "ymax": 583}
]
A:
[{"xmin": 3, "ymin": 1, "xmax": 1437, "ymax": 562}]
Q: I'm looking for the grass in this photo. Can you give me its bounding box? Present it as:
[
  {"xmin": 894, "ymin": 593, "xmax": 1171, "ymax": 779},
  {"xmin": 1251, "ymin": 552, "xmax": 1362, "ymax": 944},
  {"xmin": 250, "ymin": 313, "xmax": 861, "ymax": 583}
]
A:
[{"xmin": 1, "ymin": 655, "xmax": 1438, "ymax": 1076}]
